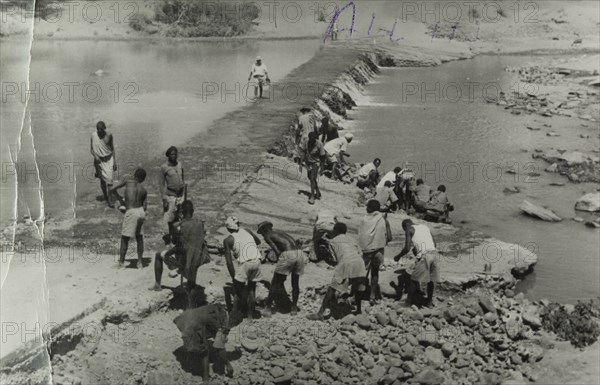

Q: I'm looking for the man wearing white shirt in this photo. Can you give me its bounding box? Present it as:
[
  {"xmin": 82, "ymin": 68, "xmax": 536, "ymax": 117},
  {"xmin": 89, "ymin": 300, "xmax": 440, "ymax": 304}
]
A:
[
  {"xmin": 324, "ymin": 133, "xmax": 353, "ymax": 181},
  {"xmin": 248, "ymin": 56, "xmax": 270, "ymax": 99},
  {"xmin": 393, "ymin": 219, "xmax": 440, "ymax": 307},
  {"xmin": 356, "ymin": 158, "xmax": 381, "ymax": 189},
  {"xmin": 376, "ymin": 167, "xmax": 403, "ymax": 190}
]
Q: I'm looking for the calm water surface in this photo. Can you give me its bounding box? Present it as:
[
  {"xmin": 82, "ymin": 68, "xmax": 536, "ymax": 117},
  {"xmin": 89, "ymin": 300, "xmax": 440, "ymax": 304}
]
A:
[
  {"xmin": 1, "ymin": 39, "xmax": 321, "ymax": 227},
  {"xmin": 348, "ymin": 55, "xmax": 599, "ymax": 303}
]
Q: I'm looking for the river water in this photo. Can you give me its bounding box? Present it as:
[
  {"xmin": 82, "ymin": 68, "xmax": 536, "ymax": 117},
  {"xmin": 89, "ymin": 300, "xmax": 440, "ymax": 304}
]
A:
[
  {"xmin": 348, "ymin": 55, "xmax": 600, "ymax": 303},
  {"xmin": 0, "ymin": 39, "xmax": 321, "ymax": 227}
]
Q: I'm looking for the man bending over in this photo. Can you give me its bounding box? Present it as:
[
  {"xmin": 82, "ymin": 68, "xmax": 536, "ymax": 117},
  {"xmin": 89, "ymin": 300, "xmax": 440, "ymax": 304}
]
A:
[
  {"xmin": 151, "ymin": 201, "xmax": 210, "ymax": 308},
  {"xmin": 173, "ymin": 303, "xmax": 233, "ymax": 378},
  {"xmin": 307, "ymin": 223, "xmax": 368, "ymax": 320},
  {"xmin": 393, "ymin": 219, "xmax": 440, "ymax": 307},
  {"xmin": 223, "ymin": 217, "xmax": 264, "ymax": 319},
  {"xmin": 257, "ymin": 221, "xmax": 305, "ymax": 316}
]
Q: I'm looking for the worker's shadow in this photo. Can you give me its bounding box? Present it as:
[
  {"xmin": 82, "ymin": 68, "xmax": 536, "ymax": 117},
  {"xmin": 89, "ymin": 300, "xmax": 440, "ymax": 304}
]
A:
[
  {"xmin": 328, "ymin": 301, "xmax": 355, "ymax": 320},
  {"xmin": 259, "ymin": 280, "xmax": 294, "ymax": 314},
  {"xmin": 122, "ymin": 257, "xmax": 153, "ymax": 268},
  {"xmin": 173, "ymin": 346, "xmax": 241, "ymax": 377},
  {"xmin": 297, "ymin": 189, "xmax": 311, "ymax": 198},
  {"xmin": 168, "ymin": 285, "xmax": 208, "ymax": 310}
]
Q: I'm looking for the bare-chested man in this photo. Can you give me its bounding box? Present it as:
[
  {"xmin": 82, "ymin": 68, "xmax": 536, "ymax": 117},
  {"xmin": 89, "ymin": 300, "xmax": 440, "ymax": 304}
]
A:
[
  {"xmin": 111, "ymin": 168, "xmax": 147, "ymax": 269},
  {"xmin": 160, "ymin": 146, "xmax": 185, "ymax": 244},
  {"xmin": 257, "ymin": 221, "xmax": 305, "ymax": 316},
  {"xmin": 151, "ymin": 200, "xmax": 210, "ymax": 309},
  {"xmin": 90, "ymin": 121, "xmax": 117, "ymax": 207}
]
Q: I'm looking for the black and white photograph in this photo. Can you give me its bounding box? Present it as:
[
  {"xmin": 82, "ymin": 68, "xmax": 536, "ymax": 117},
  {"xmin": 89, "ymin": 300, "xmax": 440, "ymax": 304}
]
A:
[{"xmin": 1, "ymin": 1, "xmax": 599, "ymax": 384}]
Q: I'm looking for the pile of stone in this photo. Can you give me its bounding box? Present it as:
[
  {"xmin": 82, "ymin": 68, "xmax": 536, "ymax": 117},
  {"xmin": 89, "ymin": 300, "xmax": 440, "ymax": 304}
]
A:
[
  {"xmin": 490, "ymin": 89, "xmax": 598, "ymax": 121},
  {"xmin": 535, "ymin": 150, "xmax": 600, "ymax": 183},
  {"xmin": 496, "ymin": 65, "xmax": 599, "ymax": 121},
  {"xmin": 219, "ymin": 287, "xmax": 552, "ymax": 385},
  {"xmin": 505, "ymin": 65, "xmax": 576, "ymax": 86}
]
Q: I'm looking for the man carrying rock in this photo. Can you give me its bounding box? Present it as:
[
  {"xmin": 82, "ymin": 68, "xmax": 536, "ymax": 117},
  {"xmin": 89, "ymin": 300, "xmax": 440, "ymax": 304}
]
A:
[
  {"xmin": 223, "ymin": 217, "xmax": 264, "ymax": 319},
  {"xmin": 307, "ymin": 223, "xmax": 368, "ymax": 320},
  {"xmin": 151, "ymin": 200, "xmax": 210, "ymax": 309},
  {"xmin": 257, "ymin": 221, "xmax": 305, "ymax": 316},
  {"xmin": 173, "ymin": 303, "xmax": 233, "ymax": 378},
  {"xmin": 393, "ymin": 219, "xmax": 440, "ymax": 307},
  {"xmin": 358, "ymin": 200, "xmax": 391, "ymax": 305},
  {"xmin": 90, "ymin": 121, "xmax": 117, "ymax": 207}
]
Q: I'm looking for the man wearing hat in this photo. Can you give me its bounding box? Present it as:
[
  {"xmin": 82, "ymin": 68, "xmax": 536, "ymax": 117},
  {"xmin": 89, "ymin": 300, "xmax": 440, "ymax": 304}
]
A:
[
  {"xmin": 160, "ymin": 146, "xmax": 185, "ymax": 243},
  {"xmin": 222, "ymin": 216, "xmax": 264, "ymax": 319},
  {"xmin": 256, "ymin": 221, "xmax": 305, "ymax": 316},
  {"xmin": 324, "ymin": 133, "xmax": 353, "ymax": 181},
  {"xmin": 248, "ymin": 56, "xmax": 270, "ymax": 99}
]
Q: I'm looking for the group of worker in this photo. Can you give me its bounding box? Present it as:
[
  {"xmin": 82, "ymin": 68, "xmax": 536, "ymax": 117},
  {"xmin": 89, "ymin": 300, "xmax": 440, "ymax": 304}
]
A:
[{"xmin": 89, "ymin": 95, "xmax": 444, "ymax": 378}]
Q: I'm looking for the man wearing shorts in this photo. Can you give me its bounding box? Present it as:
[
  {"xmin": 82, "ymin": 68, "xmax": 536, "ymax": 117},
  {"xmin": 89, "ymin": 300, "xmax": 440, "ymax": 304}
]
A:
[
  {"xmin": 223, "ymin": 216, "xmax": 264, "ymax": 319},
  {"xmin": 160, "ymin": 146, "xmax": 185, "ymax": 245},
  {"xmin": 394, "ymin": 219, "xmax": 440, "ymax": 307},
  {"xmin": 257, "ymin": 221, "xmax": 305, "ymax": 316},
  {"xmin": 247, "ymin": 56, "xmax": 270, "ymax": 99},
  {"xmin": 111, "ymin": 168, "xmax": 147, "ymax": 269},
  {"xmin": 307, "ymin": 223, "xmax": 368, "ymax": 320},
  {"xmin": 151, "ymin": 201, "xmax": 210, "ymax": 308}
]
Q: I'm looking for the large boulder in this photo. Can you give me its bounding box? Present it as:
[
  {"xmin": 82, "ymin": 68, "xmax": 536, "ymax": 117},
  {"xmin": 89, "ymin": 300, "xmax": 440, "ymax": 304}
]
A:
[
  {"xmin": 575, "ymin": 192, "xmax": 600, "ymax": 212},
  {"xmin": 520, "ymin": 200, "xmax": 562, "ymax": 222}
]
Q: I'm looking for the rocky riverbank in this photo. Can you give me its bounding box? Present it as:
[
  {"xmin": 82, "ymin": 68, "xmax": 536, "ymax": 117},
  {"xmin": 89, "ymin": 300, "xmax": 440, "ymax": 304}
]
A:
[{"xmin": 494, "ymin": 55, "xmax": 600, "ymax": 186}]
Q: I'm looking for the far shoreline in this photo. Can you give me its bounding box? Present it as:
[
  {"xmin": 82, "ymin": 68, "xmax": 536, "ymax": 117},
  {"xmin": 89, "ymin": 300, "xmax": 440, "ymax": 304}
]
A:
[{"xmin": 3, "ymin": 32, "xmax": 600, "ymax": 58}]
